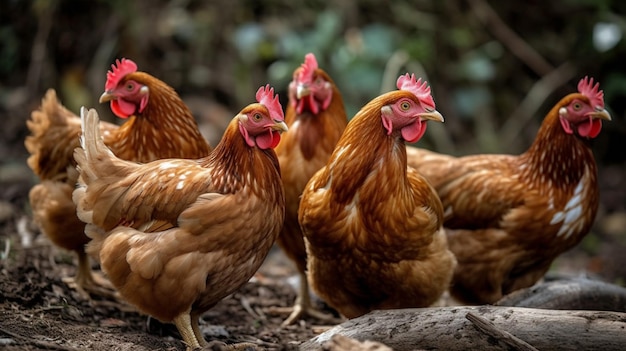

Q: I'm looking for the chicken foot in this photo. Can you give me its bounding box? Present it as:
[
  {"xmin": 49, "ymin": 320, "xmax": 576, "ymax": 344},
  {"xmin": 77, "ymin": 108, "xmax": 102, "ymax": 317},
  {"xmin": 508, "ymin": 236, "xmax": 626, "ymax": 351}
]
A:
[
  {"xmin": 173, "ymin": 311, "xmax": 262, "ymax": 351},
  {"xmin": 62, "ymin": 250, "xmax": 118, "ymax": 300},
  {"xmin": 279, "ymin": 271, "xmax": 343, "ymax": 326}
]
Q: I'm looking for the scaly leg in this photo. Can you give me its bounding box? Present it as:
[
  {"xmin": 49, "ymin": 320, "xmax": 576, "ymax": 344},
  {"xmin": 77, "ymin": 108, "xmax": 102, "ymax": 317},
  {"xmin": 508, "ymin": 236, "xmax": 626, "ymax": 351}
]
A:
[
  {"xmin": 190, "ymin": 311, "xmax": 207, "ymax": 347},
  {"xmin": 180, "ymin": 312, "xmax": 258, "ymax": 351},
  {"xmin": 173, "ymin": 311, "xmax": 204, "ymax": 351},
  {"xmin": 281, "ymin": 271, "xmax": 342, "ymax": 326},
  {"xmin": 63, "ymin": 250, "xmax": 117, "ymax": 300}
]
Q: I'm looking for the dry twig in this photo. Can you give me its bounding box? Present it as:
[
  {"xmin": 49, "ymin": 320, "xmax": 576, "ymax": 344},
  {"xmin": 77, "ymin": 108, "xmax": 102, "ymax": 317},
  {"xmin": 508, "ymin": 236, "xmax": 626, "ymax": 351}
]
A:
[{"xmin": 466, "ymin": 312, "xmax": 538, "ymax": 351}]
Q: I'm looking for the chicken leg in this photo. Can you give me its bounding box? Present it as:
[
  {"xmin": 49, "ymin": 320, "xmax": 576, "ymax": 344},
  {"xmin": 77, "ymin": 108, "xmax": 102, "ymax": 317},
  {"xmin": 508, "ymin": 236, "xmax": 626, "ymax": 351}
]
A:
[
  {"xmin": 173, "ymin": 310, "xmax": 206, "ymax": 351},
  {"xmin": 173, "ymin": 311, "xmax": 262, "ymax": 351},
  {"xmin": 62, "ymin": 250, "xmax": 118, "ymax": 300},
  {"xmin": 281, "ymin": 271, "xmax": 342, "ymax": 326}
]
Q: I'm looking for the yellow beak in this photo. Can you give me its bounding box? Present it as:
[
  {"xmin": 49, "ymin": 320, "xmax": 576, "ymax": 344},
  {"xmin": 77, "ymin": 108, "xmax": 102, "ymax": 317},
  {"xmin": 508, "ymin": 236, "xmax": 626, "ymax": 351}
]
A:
[
  {"xmin": 589, "ymin": 108, "xmax": 611, "ymax": 121},
  {"xmin": 419, "ymin": 109, "xmax": 444, "ymax": 123},
  {"xmin": 296, "ymin": 84, "xmax": 310, "ymax": 99},
  {"xmin": 99, "ymin": 91, "xmax": 114, "ymax": 103},
  {"xmin": 272, "ymin": 121, "xmax": 289, "ymax": 132}
]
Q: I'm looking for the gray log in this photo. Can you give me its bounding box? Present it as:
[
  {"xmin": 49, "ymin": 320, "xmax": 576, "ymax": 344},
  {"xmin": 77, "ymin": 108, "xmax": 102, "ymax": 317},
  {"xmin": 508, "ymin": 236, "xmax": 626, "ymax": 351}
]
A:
[
  {"xmin": 300, "ymin": 306, "xmax": 626, "ymax": 351},
  {"xmin": 495, "ymin": 277, "xmax": 626, "ymax": 312}
]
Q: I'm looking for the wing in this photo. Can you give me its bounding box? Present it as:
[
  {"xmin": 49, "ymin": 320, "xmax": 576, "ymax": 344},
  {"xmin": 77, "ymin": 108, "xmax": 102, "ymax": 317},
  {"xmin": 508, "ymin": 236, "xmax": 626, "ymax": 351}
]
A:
[
  {"xmin": 75, "ymin": 157, "xmax": 217, "ymax": 233},
  {"xmin": 121, "ymin": 191, "xmax": 261, "ymax": 278},
  {"xmin": 437, "ymin": 161, "xmax": 527, "ymax": 229},
  {"xmin": 407, "ymin": 147, "xmax": 526, "ymax": 229},
  {"xmin": 85, "ymin": 176, "xmax": 282, "ymax": 322},
  {"xmin": 405, "ymin": 145, "xmax": 458, "ymax": 182}
]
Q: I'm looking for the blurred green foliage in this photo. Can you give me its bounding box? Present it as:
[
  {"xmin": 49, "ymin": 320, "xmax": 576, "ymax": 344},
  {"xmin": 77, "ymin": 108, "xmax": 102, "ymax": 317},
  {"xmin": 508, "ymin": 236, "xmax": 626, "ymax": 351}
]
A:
[{"xmin": 0, "ymin": 0, "xmax": 624, "ymax": 162}]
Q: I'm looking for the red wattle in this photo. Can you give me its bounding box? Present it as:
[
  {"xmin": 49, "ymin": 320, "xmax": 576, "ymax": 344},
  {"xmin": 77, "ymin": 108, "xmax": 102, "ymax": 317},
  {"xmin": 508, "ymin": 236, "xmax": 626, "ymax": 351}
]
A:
[
  {"xmin": 270, "ymin": 133, "xmax": 281, "ymax": 148},
  {"xmin": 256, "ymin": 130, "xmax": 281, "ymax": 149},
  {"xmin": 577, "ymin": 118, "xmax": 602, "ymax": 138},
  {"xmin": 401, "ymin": 121, "xmax": 427, "ymax": 143},
  {"xmin": 296, "ymin": 96, "xmax": 319, "ymax": 115},
  {"xmin": 110, "ymin": 99, "xmax": 136, "ymax": 118}
]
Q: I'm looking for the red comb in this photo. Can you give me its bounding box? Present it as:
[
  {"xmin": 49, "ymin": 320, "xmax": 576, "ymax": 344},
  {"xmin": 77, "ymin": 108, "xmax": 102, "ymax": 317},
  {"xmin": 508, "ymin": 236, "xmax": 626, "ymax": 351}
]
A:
[
  {"xmin": 577, "ymin": 76, "xmax": 604, "ymax": 109},
  {"xmin": 104, "ymin": 58, "xmax": 138, "ymax": 91},
  {"xmin": 296, "ymin": 53, "xmax": 318, "ymax": 84},
  {"xmin": 256, "ymin": 84, "xmax": 284, "ymax": 121},
  {"xmin": 397, "ymin": 73, "xmax": 436, "ymax": 110}
]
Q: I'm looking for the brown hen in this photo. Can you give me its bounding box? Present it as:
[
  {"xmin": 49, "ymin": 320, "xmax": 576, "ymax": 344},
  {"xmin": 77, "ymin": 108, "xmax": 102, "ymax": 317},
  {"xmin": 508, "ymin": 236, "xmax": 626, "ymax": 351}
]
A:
[
  {"xmin": 299, "ymin": 74, "xmax": 456, "ymax": 319},
  {"xmin": 25, "ymin": 59, "xmax": 211, "ymax": 297},
  {"xmin": 72, "ymin": 85, "xmax": 286, "ymax": 350},
  {"xmin": 405, "ymin": 77, "xmax": 611, "ymax": 304},
  {"xmin": 274, "ymin": 53, "xmax": 348, "ymax": 325}
]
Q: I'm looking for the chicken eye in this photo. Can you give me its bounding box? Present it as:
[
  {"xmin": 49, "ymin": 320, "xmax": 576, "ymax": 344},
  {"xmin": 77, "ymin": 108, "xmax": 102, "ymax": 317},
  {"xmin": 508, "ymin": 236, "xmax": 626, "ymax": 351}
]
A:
[
  {"xmin": 400, "ymin": 101, "xmax": 411, "ymax": 111},
  {"xmin": 572, "ymin": 102, "xmax": 582, "ymax": 111},
  {"xmin": 126, "ymin": 83, "xmax": 134, "ymax": 91},
  {"xmin": 253, "ymin": 113, "xmax": 262, "ymax": 121}
]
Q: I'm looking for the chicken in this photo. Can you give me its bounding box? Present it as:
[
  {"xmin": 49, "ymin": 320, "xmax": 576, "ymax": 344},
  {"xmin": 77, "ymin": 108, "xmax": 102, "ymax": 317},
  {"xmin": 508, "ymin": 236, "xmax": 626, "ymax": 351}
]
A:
[
  {"xmin": 298, "ymin": 74, "xmax": 456, "ymax": 319},
  {"xmin": 274, "ymin": 53, "xmax": 348, "ymax": 325},
  {"xmin": 72, "ymin": 85, "xmax": 287, "ymax": 350},
  {"xmin": 25, "ymin": 58, "xmax": 211, "ymax": 297},
  {"xmin": 405, "ymin": 77, "xmax": 612, "ymax": 304}
]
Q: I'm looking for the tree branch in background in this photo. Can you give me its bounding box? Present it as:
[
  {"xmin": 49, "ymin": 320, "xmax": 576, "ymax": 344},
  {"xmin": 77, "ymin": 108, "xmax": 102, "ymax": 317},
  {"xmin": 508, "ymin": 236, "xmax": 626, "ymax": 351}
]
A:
[
  {"xmin": 26, "ymin": 1, "xmax": 57, "ymax": 97},
  {"xmin": 500, "ymin": 61, "xmax": 575, "ymax": 152},
  {"xmin": 467, "ymin": 0, "xmax": 554, "ymax": 76},
  {"xmin": 380, "ymin": 51, "xmax": 410, "ymax": 94}
]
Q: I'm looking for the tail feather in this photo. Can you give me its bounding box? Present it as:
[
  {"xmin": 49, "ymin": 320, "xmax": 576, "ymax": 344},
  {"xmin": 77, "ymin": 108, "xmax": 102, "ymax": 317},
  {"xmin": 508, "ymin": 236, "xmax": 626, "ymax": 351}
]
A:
[
  {"xmin": 79, "ymin": 106, "xmax": 105, "ymax": 158},
  {"xmin": 73, "ymin": 107, "xmax": 134, "ymax": 228},
  {"xmin": 74, "ymin": 107, "xmax": 117, "ymax": 184},
  {"xmin": 25, "ymin": 89, "xmax": 82, "ymax": 180}
]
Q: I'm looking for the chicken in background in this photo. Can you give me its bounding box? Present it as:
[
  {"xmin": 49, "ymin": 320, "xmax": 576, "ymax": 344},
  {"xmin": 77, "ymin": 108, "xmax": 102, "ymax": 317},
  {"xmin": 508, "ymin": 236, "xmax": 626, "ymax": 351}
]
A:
[
  {"xmin": 405, "ymin": 77, "xmax": 611, "ymax": 304},
  {"xmin": 72, "ymin": 85, "xmax": 286, "ymax": 350},
  {"xmin": 298, "ymin": 74, "xmax": 456, "ymax": 319},
  {"xmin": 274, "ymin": 53, "xmax": 348, "ymax": 325},
  {"xmin": 24, "ymin": 58, "xmax": 211, "ymax": 297}
]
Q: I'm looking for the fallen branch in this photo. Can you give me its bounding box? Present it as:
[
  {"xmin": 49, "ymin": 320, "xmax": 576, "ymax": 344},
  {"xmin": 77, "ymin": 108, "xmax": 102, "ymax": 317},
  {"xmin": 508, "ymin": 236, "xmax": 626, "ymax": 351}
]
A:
[{"xmin": 300, "ymin": 306, "xmax": 626, "ymax": 351}]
